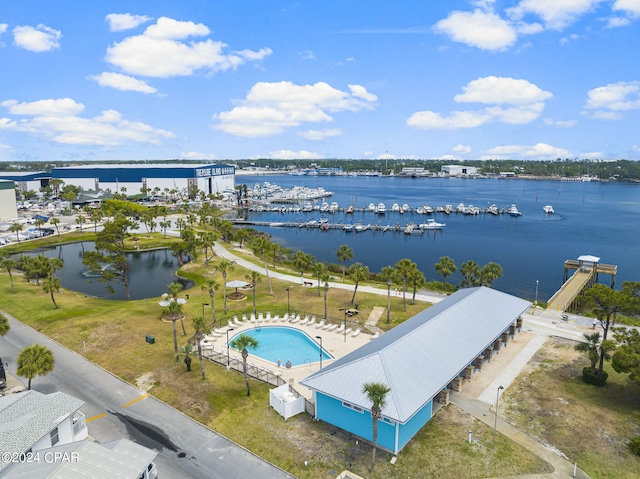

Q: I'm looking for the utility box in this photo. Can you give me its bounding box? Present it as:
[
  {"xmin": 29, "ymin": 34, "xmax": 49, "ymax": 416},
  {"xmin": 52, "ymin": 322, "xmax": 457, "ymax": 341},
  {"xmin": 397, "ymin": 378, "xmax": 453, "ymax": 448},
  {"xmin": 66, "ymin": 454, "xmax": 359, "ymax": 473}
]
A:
[{"xmin": 145, "ymin": 335, "xmax": 155, "ymax": 344}]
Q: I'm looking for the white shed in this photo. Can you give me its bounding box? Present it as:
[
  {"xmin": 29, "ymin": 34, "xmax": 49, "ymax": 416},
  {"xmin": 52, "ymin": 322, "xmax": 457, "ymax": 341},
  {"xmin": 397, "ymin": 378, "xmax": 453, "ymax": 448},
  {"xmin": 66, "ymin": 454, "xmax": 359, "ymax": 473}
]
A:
[{"xmin": 269, "ymin": 384, "xmax": 305, "ymax": 420}]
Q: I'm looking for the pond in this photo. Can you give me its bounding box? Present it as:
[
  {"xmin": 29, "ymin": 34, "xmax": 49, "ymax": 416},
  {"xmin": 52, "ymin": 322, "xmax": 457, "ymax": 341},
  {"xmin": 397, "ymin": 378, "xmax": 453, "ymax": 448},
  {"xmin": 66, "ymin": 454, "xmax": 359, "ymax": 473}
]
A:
[{"xmin": 29, "ymin": 242, "xmax": 193, "ymax": 300}]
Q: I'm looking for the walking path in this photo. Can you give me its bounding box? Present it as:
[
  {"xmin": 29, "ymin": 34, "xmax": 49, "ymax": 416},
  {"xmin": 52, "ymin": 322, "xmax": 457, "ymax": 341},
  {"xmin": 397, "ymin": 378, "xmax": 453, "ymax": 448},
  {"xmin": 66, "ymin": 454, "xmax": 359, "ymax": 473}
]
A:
[{"xmin": 211, "ymin": 241, "xmax": 597, "ymax": 478}]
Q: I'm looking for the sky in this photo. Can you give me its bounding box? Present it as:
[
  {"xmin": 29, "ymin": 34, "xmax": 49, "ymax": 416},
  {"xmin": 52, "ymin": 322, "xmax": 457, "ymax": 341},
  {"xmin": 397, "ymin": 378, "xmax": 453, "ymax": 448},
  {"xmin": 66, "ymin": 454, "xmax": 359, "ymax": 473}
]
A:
[{"xmin": 1, "ymin": 0, "xmax": 639, "ymax": 163}]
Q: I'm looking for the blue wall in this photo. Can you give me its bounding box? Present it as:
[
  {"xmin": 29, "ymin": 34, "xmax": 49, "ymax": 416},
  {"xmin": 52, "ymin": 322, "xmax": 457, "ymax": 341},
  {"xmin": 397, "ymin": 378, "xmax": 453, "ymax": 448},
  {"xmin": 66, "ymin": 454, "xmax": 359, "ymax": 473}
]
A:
[
  {"xmin": 52, "ymin": 165, "xmax": 234, "ymax": 182},
  {"xmin": 398, "ymin": 399, "xmax": 432, "ymax": 450},
  {"xmin": 316, "ymin": 393, "xmax": 396, "ymax": 452}
]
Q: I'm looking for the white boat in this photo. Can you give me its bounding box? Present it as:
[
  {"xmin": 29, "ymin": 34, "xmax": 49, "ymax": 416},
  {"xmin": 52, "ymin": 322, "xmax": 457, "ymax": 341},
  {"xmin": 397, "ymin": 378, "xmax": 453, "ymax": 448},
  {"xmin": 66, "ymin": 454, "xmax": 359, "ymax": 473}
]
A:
[
  {"xmin": 486, "ymin": 204, "xmax": 499, "ymax": 215},
  {"xmin": 343, "ymin": 223, "xmax": 354, "ymax": 232},
  {"xmin": 401, "ymin": 204, "xmax": 410, "ymax": 212},
  {"xmin": 345, "ymin": 205, "xmax": 354, "ymax": 214},
  {"xmin": 367, "ymin": 203, "xmax": 377, "ymax": 212},
  {"xmin": 419, "ymin": 219, "xmax": 446, "ymax": 230},
  {"xmin": 302, "ymin": 203, "xmax": 313, "ymax": 212},
  {"xmin": 376, "ymin": 203, "xmax": 387, "ymax": 214},
  {"xmin": 455, "ymin": 202, "xmax": 466, "ymax": 213},
  {"xmin": 543, "ymin": 205, "xmax": 555, "ymax": 214},
  {"xmin": 508, "ymin": 204, "xmax": 522, "ymax": 217},
  {"xmin": 269, "ymin": 222, "xmax": 284, "ymax": 227},
  {"xmin": 391, "ymin": 203, "xmax": 400, "ymax": 212}
]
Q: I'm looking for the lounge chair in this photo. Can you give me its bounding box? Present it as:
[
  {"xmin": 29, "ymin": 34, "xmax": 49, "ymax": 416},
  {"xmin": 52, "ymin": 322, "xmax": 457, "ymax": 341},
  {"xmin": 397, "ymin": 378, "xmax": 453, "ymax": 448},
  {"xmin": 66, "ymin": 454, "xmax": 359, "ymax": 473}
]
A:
[
  {"xmin": 370, "ymin": 331, "xmax": 380, "ymax": 340},
  {"xmin": 306, "ymin": 317, "xmax": 316, "ymax": 326},
  {"xmin": 250, "ymin": 313, "xmax": 257, "ymax": 322},
  {"xmin": 351, "ymin": 328, "xmax": 361, "ymax": 337},
  {"xmin": 233, "ymin": 317, "xmax": 242, "ymax": 326},
  {"xmin": 242, "ymin": 314, "xmax": 248, "ymax": 322},
  {"xmin": 315, "ymin": 320, "xmax": 325, "ymax": 329},
  {"xmin": 322, "ymin": 323, "xmax": 333, "ymax": 330},
  {"xmin": 258, "ymin": 313, "xmax": 264, "ymax": 322},
  {"xmin": 299, "ymin": 316, "xmax": 309, "ymax": 325},
  {"xmin": 228, "ymin": 320, "xmax": 234, "ymax": 328},
  {"xmin": 335, "ymin": 324, "xmax": 345, "ymax": 333},
  {"xmin": 344, "ymin": 328, "xmax": 352, "ymax": 335},
  {"xmin": 290, "ymin": 314, "xmax": 301, "ymax": 324},
  {"xmin": 326, "ymin": 324, "xmax": 338, "ymax": 331},
  {"xmin": 266, "ymin": 312, "xmax": 272, "ymax": 321},
  {"xmin": 272, "ymin": 314, "xmax": 280, "ymax": 322},
  {"xmin": 280, "ymin": 313, "xmax": 289, "ymax": 322}
]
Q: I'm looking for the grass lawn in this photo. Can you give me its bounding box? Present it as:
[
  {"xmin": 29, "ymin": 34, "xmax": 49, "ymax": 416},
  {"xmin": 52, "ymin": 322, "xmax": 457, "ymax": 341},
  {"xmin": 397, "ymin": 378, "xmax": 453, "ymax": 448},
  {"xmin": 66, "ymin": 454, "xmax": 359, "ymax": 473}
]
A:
[
  {"xmin": 504, "ymin": 337, "xmax": 640, "ymax": 479},
  {"xmin": 0, "ymin": 241, "xmax": 552, "ymax": 478}
]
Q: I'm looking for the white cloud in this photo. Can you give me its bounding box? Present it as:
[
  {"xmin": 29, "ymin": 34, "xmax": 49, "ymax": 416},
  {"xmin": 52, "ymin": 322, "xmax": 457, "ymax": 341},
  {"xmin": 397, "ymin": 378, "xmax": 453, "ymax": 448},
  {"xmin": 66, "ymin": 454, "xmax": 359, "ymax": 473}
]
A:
[
  {"xmin": 0, "ymin": 24, "xmax": 8, "ymax": 35},
  {"xmin": 583, "ymin": 81, "xmax": 640, "ymax": 119},
  {"xmin": 214, "ymin": 81, "xmax": 377, "ymax": 137},
  {"xmin": 507, "ymin": 0, "xmax": 604, "ymax": 30},
  {"xmin": 90, "ymin": 72, "xmax": 157, "ymax": 94},
  {"xmin": 481, "ymin": 142, "xmax": 571, "ymax": 160},
  {"xmin": 268, "ymin": 149, "xmax": 323, "ymax": 160},
  {"xmin": 105, "ymin": 16, "xmax": 272, "ymax": 78},
  {"xmin": 377, "ymin": 153, "xmax": 396, "ymax": 160},
  {"xmin": 0, "ymin": 97, "xmax": 174, "ymax": 146},
  {"xmin": 452, "ymin": 144, "xmax": 472, "ymax": 154},
  {"xmin": 105, "ymin": 13, "xmax": 152, "ymax": 32},
  {"xmin": 613, "ymin": 0, "xmax": 640, "ymax": 16},
  {"xmin": 362, "ymin": 150, "xmax": 374, "ymax": 157},
  {"xmin": 299, "ymin": 128, "xmax": 343, "ymax": 140},
  {"xmin": 543, "ymin": 117, "xmax": 578, "ymax": 127},
  {"xmin": 180, "ymin": 151, "xmax": 217, "ymax": 160},
  {"xmin": 408, "ymin": 76, "xmax": 551, "ymax": 129},
  {"xmin": 300, "ymin": 50, "xmax": 315, "ymax": 60},
  {"xmin": 433, "ymin": 10, "xmax": 517, "ymax": 51},
  {"xmin": 13, "ymin": 24, "xmax": 61, "ymax": 52}
]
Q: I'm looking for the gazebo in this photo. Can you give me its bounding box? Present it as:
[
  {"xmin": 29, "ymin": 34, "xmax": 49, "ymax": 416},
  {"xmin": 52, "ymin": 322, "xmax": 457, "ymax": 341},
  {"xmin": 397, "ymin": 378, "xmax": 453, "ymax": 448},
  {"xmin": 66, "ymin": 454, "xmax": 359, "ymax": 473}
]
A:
[{"xmin": 226, "ymin": 280, "xmax": 250, "ymax": 300}]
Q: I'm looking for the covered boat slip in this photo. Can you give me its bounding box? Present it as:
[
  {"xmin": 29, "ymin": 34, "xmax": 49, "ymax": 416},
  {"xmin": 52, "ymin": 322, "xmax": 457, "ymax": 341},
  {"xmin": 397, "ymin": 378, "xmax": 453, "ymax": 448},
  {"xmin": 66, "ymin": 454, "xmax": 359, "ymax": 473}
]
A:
[{"xmin": 300, "ymin": 287, "xmax": 530, "ymax": 454}]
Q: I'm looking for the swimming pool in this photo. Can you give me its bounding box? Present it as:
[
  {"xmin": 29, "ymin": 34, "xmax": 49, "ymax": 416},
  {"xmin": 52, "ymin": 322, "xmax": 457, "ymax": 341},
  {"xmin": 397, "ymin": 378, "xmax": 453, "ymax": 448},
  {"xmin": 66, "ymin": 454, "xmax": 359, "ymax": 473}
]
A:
[{"xmin": 229, "ymin": 326, "xmax": 333, "ymax": 367}]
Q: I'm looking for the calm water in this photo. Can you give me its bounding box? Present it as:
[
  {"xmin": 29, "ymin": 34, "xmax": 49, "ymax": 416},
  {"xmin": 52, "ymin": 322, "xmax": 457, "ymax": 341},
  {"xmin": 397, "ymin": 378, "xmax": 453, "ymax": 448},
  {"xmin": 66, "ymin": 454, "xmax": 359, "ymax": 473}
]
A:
[
  {"xmin": 34, "ymin": 242, "xmax": 192, "ymax": 300},
  {"xmin": 234, "ymin": 175, "xmax": 640, "ymax": 301},
  {"xmin": 230, "ymin": 326, "xmax": 332, "ymax": 366}
]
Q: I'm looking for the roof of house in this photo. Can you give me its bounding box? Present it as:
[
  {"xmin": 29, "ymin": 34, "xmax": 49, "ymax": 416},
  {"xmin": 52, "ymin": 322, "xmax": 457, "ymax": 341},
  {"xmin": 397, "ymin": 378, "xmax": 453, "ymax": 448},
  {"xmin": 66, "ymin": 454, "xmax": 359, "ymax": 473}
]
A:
[
  {"xmin": 0, "ymin": 439, "xmax": 157, "ymax": 479},
  {"xmin": 300, "ymin": 287, "xmax": 530, "ymax": 424},
  {"xmin": 0, "ymin": 391, "xmax": 85, "ymax": 467}
]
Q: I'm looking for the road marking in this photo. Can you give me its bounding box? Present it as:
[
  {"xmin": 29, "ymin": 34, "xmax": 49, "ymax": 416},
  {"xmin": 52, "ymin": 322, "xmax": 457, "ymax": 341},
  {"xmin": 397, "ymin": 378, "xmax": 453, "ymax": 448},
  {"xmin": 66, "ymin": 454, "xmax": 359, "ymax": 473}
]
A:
[
  {"xmin": 122, "ymin": 393, "xmax": 148, "ymax": 408},
  {"xmin": 86, "ymin": 413, "xmax": 107, "ymax": 423}
]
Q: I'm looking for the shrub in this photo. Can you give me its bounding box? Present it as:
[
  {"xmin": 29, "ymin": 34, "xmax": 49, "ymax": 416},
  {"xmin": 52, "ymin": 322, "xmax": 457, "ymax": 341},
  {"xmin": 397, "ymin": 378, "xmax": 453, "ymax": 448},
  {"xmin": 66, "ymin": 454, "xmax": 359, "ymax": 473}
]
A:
[
  {"xmin": 582, "ymin": 367, "xmax": 608, "ymax": 386},
  {"xmin": 629, "ymin": 436, "xmax": 640, "ymax": 456}
]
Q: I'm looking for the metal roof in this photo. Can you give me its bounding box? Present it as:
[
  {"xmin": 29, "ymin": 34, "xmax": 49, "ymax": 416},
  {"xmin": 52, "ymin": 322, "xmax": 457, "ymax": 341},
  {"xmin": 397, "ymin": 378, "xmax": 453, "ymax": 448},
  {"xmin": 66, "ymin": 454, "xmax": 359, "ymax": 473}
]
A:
[
  {"xmin": 0, "ymin": 390, "xmax": 85, "ymax": 468},
  {"xmin": 300, "ymin": 287, "xmax": 530, "ymax": 423},
  {"xmin": 577, "ymin": 255, "xmax": 600, "ymax": 263},
  {"xmin": 0, "ymin": 439, "xmax": 157, "ymax": 479}
]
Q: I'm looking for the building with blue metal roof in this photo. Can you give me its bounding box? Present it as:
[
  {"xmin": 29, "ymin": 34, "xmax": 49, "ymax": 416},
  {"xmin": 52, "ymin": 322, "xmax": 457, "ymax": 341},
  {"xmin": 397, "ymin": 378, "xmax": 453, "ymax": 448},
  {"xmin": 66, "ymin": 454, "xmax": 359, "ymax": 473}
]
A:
[{"xmin": 300, "ymin": 287, "xmax": 530, "ymax": 454}]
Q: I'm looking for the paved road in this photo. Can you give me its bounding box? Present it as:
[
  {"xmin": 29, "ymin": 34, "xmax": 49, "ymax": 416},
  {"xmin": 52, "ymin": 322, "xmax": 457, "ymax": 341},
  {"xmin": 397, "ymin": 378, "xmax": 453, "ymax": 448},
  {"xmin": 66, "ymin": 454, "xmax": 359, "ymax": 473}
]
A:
[{"xmin": 0, "ymin": 312, "xmax": 295, "ymax": 479}]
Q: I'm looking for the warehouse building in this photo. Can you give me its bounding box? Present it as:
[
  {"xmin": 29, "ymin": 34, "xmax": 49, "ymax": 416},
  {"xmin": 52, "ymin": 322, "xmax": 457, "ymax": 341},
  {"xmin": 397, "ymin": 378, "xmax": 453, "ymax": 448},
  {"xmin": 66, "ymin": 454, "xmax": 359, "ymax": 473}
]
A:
[
  {"xmin": 0, "ymin": 180, "xmax": 18, "ymax": 221},
  {"xmin": 51, "ymin": 163, "xmax": 235, "ymax": 197},
  {"xmin": 0, "ymin": 171, "xmax": 51, "ymax": 192},
  {"xmin": 440, "ymin": 165, "xmax": 478, "ymax": 176}
]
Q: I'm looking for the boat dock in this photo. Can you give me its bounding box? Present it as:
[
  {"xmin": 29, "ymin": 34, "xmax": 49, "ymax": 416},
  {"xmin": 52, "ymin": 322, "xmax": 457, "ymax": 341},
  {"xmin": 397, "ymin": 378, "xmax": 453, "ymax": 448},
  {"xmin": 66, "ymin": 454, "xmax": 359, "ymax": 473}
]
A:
[
  {"xmin": 547, "ymin": 255, "xmax": 617, "ymax": 312},
  {"xmin": 231, "ymin": 219, "xmax": 415, "ymax": 234}
]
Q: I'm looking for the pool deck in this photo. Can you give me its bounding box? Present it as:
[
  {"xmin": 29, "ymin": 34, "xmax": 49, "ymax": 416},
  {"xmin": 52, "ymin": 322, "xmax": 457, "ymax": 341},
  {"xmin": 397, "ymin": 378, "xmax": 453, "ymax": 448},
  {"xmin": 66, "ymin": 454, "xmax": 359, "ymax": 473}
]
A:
[{"xmin": 202, "ymin": 316, "xmax": 373, "ymax": 400}]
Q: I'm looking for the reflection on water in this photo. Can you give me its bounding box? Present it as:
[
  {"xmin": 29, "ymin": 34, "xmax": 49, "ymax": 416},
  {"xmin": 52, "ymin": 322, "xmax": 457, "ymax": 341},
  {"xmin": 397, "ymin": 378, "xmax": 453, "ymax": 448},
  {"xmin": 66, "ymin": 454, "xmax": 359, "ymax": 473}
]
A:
[{"xmin": 30, "ymin": 242, "xmax": 193, "ymax": 300}]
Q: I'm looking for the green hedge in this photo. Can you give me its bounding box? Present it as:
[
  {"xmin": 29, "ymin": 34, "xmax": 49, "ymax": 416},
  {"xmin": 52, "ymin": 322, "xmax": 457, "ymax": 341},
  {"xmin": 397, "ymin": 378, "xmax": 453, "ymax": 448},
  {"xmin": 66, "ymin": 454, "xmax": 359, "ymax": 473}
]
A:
[{"xmin": 582, "ymin": 367, "xmax": 608, "ymax": 386}]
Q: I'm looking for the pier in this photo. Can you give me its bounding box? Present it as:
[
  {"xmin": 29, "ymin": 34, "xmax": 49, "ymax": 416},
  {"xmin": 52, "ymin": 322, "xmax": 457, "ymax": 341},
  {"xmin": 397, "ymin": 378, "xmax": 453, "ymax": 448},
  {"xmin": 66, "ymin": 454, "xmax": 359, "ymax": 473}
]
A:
[{"xmin": 547, "ymin": 255, "xmax": 617, "ymax": 312}]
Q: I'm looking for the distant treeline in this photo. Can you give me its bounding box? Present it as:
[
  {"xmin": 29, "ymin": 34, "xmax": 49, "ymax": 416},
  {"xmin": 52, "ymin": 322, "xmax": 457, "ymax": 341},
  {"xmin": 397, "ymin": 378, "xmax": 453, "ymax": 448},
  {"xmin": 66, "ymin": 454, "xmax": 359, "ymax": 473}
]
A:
[{"xmin": 3, "ymin": 158, "xmax": 640, "ymax": 181}]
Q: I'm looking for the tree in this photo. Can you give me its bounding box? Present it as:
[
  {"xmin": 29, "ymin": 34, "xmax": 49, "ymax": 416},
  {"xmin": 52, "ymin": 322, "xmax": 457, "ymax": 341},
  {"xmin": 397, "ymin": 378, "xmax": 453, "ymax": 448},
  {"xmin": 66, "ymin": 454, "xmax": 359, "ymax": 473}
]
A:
[
  {"xmin": 75, "ymin": 215, "xmax": 86, "ymax": 231},
  {"xmin": 0, "ymin": 312, "xmax": 9, "ymax": 336},
  {"xmin": 175, "ymin": 343, "xmax": 194, "ymax": 371},
  {"xmin": 168, "ymin": 282, "xmax": 187, "ymax": 336},
  {"xmin": 408, "ymin": 268, "xmax": 426, "ymax": 305},
  {"xmin": 612, "ymin": 328, "xmax": 640, "ymax": 384},
  {"xmin": 0, "ymin": 255, "xmax": 18, "ymax": 294},
  {"xmin": 159, "ymin": 219, "xmax": 171, "ymax": 239},
  {"xmin": 235, "ymin": 228, "xmax": 249, "ymax": 248},
  {"xmin": 33, "ymin": 217, "xmax": 45, "ymax": 235},
  {"xmin": 10, "ymin": 222, "xmax": 23, "ymax": 243},
  {"xmin": 434, "ymin": 256, "xmax": 457, "ymax": 289},
  {"xmin": 312, "ymin": 261, "xmax": 328, "ymax": 296},
  {"xmin": 395, "ymin": 258, "xmax": 415, "ymax": 312},
  {"xmin": 348, "ymin": 262, "xmax": 369, "ymax": 305},
  {"xmin": 230, "ymin": 334, "xmax": 259, "ymax": 396},
  {"xmin": 460, "ymin": 260, "xmax": 480, "ymax": 288},
  {"xmin": 251, "ymin": 237, "xmax": 273, "ymax": 295},
  {"xmin": 292, "ymin": 251, "xmax": 313, "ymax": 278},
  {"xmin": 362, "ymin": 382, "xmax": 391, "ymax": 474},
  {"xmin": 83, "ymin": 214, "xmax": 136, "ymax": 300},
  {"xmin": 246, "ymin": 270, "xmax": 262, "ymax": 316},
  {"xmin": 42, "ymin": 276, "xmax": 62, "ymax": 308},
  {"xmin": 162, "ymin": 300, "xmax": 184, "ymax": 355},
  {"xmin": 49, "ymin": 217, "xmax": 61, "ymax": 236},
  {"xmin": 199, "ymin": 231, "xmax": 217, "ymax": 265},
  {"xmin": 270, "ymin": 242, "xmax": 281, "ymax": 268},
  {"xmin": 336, "ymin": 245, "xmax": 354, "ymax": 282},
  {"xmin": 192, "ymin": 315, "xmax": 210, "ymax": 379},
  {"xmin": 17, "ymin": 343, "xmax": 55, "ymax": 390},
  {"xmin": 480, "ymin": 262, "xmax": 503, "ymax": 288},
  {"xmin": 575, "ymin": 332, "xmax": 603, "ymax": 374},
  {"xmin": 216, "ymin": 258, "xmax": 235, "ymax": 314},
  {"xmin": 201, "ymin": 279, "xmax": 219, "ymax": 328},
  {"xmin": 380, "ymin": 266, "xmax": 397, "ymax": 323}
]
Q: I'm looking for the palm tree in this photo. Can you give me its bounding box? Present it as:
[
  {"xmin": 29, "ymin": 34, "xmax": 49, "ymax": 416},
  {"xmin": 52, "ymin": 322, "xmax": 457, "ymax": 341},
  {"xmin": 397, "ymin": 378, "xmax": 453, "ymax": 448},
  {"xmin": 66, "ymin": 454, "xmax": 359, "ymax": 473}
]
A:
[
  {"xmin": 292, "ymin": 251, "xmax": 313, "ymax": 278},
  {"xmin": 230, "ymin": 333, "xmax": 259, "ymax": 396},
  {"xmin": 168, "ymin": 282, "xmax": 187, "ymax": 336},
  {"xmin": 408, "ymin": 268, "xmax": 426, "ymax": 305},
  {"xmin": 162, "ymin": 300, "xmax": 184, "ymax": 354},
  {"xmin": 192, "ymin": 315, "xmax": 210, "ymax": 379},
  {"xmin": 480, "ymin": 262, "xmax": 503, "ymax": 288},
  {"xmin": 235, "ymin": 228, "xmax": 249, "ymax": 248},
  {"xmin": 0, "ymin": 312, "xmax": 9, "ymax": 336},
  {"xmin": 17, "ymin": 343, "xmax": 55, "ymax": 390},
  {"xmin": 362, "ymin": 382, "xmax": 391, "ymax": 474},
  {"xmin": 49, "ymin": 217, "xmax": 61, "ymax": 236},
  {"xmin": 246, "ymin": 270, "xmax": 261, "ymax": 316},
  {"xmin": 460, "ymin": 260, "xmax": 480, "ymax": 288},
  {"xmin": 42, "ymin": 276, "xmax": 61, "ymax": 308},
  {"xmin": 9, "ymin": 222, "xmax": 23, "ymax": 243},
  {"xmin": 175, "ymin": 343, "xmax": 195, "ymax": 371},
  {"xmin": 270, "ymin": 242, "xmax": 281, "ymax": 268},
  {"xmin": 201, "ymin": 279, "xmax": 219, "ymax": 328},
  {"xmin": 159, "ymin": 219, "xmax": 171, "ymax": 239},
  {"xmin": 199, "ymin": 231, "xmax": 217, "ymax": 265},
  {"xmin": 216, "ymin": 258, "xmax": 235, "ymax": 314},
  {"xmin": 251, "ymin": 237, "xmax": 273, "ymax": 295},
  {"xmin": 380, "ymin": 266, "xmax": 397, "ymax": 323},
  {"xmin": 395, "ymin": 258, "xmax": 415, "ymax": 312},
  {"xmin": 348, "ymin": 262, "xmax": 369, "ymax": 305},
  {"xmin": 575, "ymin": 332, "xmax": 602, "ymax": 374},
  {"xmin": 336, "ymin": 245, "xmax": 354, "ymax": 282},
  {"xmin": 75, "ymin": 215, "xmax": 86, "ymax": 231},
  {"xmin": 0, "ymin": 256, "xmax": 18, "ymax": 294},
  {"xmin": 434, "ymin": 256, "xmax": 457, "ymax": 289},
  {"xmin": 312, "ymin": 261, "xmax": 328, "ymax": 296}
]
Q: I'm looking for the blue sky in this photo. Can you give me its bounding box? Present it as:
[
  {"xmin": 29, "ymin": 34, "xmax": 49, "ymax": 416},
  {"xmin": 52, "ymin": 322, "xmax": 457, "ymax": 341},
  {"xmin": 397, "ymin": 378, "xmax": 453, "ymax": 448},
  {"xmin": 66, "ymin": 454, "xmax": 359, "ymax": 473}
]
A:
[{"xmin": 1, "ymin": 1, "xmax": 639, "ymax": 162}]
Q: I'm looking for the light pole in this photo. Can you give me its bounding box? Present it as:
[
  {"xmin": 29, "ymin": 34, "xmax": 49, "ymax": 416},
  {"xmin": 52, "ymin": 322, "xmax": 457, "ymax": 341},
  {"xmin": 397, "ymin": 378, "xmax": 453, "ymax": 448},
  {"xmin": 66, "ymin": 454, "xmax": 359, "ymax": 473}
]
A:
[
  {"xmin": 315, "ymin": 336, "xmax": 323, "ymax": 370},
  {"xmin": 202, "ymin": 302, "xmax": 209, "ymax": 317},
  {"xmin": 493, "ymin": 385, "xmax": 504, "ymax": 443},
  {"xmin": 534, "ymin": 279, "xmax": 539, "ymax": 312},
  {"xmin": 226, "ymin": 328, "xmax": 235, "ymax": 367},
  {"xmin": 343, "ymin": 308, "xmax": 348, "ymax": 343},
  {"xmin": 286, "ymin": 287, "xmax": 290, "ymax": 314},
  {"xmin": 386, "ymin": 278, "xmax": 392, "ymax": 324}
]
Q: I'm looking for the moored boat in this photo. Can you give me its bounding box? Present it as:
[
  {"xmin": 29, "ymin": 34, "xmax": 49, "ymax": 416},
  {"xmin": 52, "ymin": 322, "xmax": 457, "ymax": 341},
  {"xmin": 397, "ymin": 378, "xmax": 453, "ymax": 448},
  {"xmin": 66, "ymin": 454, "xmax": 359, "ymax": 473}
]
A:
[
  {"xmin": 419, "ymin": 219, "xmax": 446, "ymax": 230},
  {"xmin": 508, "ymin": 204, "xmax": 522, "ymax": 217},
  {"xmin": 376, "ymin": 203, "xmax": 387, "ymax": 214},
  {"xmin": 543, "ymin": 205, "xmax": 555, "ymax": 214}
]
